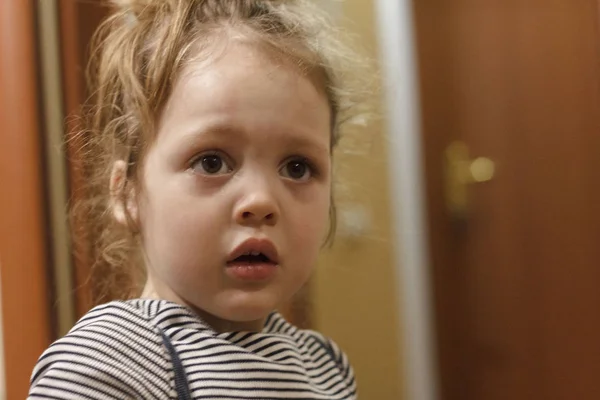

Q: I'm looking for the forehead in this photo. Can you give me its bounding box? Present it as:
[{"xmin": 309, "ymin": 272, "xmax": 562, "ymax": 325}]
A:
[{"xmin": 155, "ymin": 41, "xmax": 331, "ymax": 148}]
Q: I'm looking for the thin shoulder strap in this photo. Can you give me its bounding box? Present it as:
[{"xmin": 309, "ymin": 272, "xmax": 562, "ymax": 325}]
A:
[{"xmin": 160, "ymin": 330, "xmax": 193, "ymax": 400}]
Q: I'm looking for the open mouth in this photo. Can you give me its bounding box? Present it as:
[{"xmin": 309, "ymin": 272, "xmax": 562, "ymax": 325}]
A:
[
  {"xmin": 229, "ymin": 252, "xmax": 274, "ymax": 265},
  {"xmin": 227, "ymin": 238, "xmax": 279, "ymax": 266},
  {"xmin": 226, "ymin": 248, "xmax": 279, "ymax": 281}
]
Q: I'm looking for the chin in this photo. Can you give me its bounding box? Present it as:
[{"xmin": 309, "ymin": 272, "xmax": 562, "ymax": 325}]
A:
[{"xmin": 217, "ymin": 292, "xmax": 282, "ymax": 322}]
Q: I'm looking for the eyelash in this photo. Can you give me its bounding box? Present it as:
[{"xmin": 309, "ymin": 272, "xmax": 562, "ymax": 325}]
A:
[
  {"xmin": 280, "ymin": 156, "xmax": 319, "ymax": 180},
  {"xmin": 189, "ymin": 151, "xmax": 233, "ymax": 175},
  {"xmin": 188, "ymin": 151, "xmax": 320, "ymax": 180}
]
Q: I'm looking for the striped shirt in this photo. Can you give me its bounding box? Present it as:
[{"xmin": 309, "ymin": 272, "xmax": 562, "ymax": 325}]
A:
[{"xmin": 28, "ymin": 299, "xmax": 357, "ymax": 399}]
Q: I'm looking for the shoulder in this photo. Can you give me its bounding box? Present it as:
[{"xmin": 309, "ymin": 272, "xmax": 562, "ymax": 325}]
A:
[
  {"xmin": 291, "ymin": 327, "xmax": 358, "ymax": 397},
  {"xmin": 28, "ymin": 300, "xmax": 173, "ymax": 399}
]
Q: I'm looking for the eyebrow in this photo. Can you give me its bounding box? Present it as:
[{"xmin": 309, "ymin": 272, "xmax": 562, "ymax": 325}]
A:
[
  {"xmin": 179, "ymin": 123, "xmax": 240, "ymax": 142},
  {"xmin": 283, "ymin": 133, "xmax": 331, "ymax": 157},
  {"xmin": 178, "ymin": 121, "xmax": 330, "ymax": 156}
]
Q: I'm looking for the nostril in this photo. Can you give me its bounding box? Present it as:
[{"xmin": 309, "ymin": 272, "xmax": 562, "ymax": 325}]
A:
[{"xmin": 239, "ymin": 211, "xmax": 276, "ymax": 221}]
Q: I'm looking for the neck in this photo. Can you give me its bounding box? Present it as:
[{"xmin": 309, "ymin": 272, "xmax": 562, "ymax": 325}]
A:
[{"xmin": 141, "ymin": 280, "xmax": 266, "ymax": 333}]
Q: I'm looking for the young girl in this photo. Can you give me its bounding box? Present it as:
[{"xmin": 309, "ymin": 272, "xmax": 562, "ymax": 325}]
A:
[{"xmin": 29, "ymin": 0, "xmax": 367, "ymax": 398}]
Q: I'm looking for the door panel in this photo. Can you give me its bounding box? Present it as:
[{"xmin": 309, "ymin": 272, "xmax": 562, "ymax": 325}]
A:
[
  {"xmin": 0, "ymin": 1, "xmax": 52, "ymax": 398},
  {"xmin": 59, "ymin": 0, "xmax": 110, "ymax": 317},
  {"xmin": 414, "ymin": 1, "xmax": 600, "ymax": 399}
]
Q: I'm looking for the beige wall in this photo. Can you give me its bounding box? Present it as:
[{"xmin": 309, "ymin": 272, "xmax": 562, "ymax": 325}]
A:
[{"xmin": 313, "ymin": 1, "xmax": 405, "ymax": 399}]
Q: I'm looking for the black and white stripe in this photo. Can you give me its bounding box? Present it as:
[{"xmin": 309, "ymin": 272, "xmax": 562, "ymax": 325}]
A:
[{"xmin": 28, "ymin": 299, "xmax": 357, "ymax": 399}]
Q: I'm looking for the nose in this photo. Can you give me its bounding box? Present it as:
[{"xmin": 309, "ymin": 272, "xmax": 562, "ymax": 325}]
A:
[{"xmin": 233, "ymin": 184, "xmax": 280, "ymax": 227}]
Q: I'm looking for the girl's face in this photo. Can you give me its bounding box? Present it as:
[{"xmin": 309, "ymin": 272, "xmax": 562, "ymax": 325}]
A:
[{"xmin": 137, "ymin": 42, "xmax": 332, "ymax": 331}]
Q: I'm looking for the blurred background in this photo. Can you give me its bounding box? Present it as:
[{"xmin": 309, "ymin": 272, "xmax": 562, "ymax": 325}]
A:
[{"xmin": 1, "ymin": 0, "xmax": 600, "ymax": 399}]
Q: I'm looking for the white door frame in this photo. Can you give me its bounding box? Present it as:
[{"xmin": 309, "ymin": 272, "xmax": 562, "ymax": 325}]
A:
[{"xmin": 374, "ymin": 1, "xmax": 439, "ymax": 399}]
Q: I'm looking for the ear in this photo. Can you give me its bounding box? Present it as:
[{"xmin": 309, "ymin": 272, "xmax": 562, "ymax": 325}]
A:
[{"xmin": 109, "ymin": 160, "xmax": 138, "ymax": 226}]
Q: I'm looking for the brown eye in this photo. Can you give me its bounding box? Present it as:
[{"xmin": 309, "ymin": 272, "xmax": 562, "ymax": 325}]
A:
[
  {"xmin": 191, "ymin": 153, "xmax": 231, "ymax": 175},
  {"xmin": 280, "ymin": 158, "xmax": 312, "ymax": 181}
]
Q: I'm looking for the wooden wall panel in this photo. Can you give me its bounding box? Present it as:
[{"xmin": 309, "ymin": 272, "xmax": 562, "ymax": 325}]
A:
[{"xmin": 0, "ymin": 0, "xmax": 52, "ymax": 398}]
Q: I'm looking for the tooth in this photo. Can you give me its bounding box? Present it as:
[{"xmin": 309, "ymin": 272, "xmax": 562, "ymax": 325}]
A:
[{"xmin": 251, "ymin": 251, "xmax": 260, "ymax": 256}]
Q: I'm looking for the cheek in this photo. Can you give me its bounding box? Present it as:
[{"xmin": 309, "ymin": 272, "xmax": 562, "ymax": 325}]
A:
[
  {"xmin": 140, "ymin": 191, "xmax": 226, "ymax": 264},
  {"xmin": 288, "ymin": 190, "xmax": 331, "ymax": 251}
]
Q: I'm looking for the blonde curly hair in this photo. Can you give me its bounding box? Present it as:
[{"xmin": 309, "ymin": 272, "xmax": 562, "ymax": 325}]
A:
[{"xmin": 72, "ymin": 0, "xmax": 371, "ymax": 304}]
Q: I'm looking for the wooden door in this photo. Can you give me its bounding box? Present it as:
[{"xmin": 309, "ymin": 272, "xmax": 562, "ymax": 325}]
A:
[
  {"xmin": 59, "ymin": 0, "xmax": 111, "ymax": 318},
  {"xmin": 413, "ymin": 1, "xmax": 600, "ymax": 399},
  {"xmin": 0, "ymin": 0, "xmax": 52, "ymax": 398}
]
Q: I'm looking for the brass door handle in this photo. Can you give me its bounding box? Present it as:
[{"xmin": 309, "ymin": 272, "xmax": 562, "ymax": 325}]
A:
[{"xmin": 444, "ymin": 141, "xmax": 495, "ymax": 218}]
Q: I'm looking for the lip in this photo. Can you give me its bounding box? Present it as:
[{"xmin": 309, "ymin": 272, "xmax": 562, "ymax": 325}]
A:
[{"xmin": 227, "ymin": 237, "xmax": 280, "ymax": 265}]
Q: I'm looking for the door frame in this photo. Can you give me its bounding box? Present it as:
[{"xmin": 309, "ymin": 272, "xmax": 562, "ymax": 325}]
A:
[
  {"xmin": 374, "ymin": 1, "xmax": 439, "ymax": 400},
  {"xmin": 0, "ymin": 0, "xmax": 53, "ymax": 398}
]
